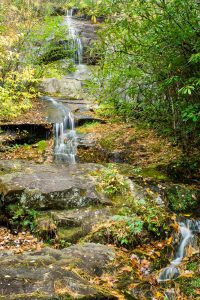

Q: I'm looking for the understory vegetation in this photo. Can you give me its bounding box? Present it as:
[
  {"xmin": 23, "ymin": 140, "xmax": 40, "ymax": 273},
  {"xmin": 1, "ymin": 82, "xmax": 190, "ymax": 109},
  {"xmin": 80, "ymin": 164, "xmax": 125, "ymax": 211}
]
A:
[{"xmin": 71, "ymin": 0, "xmax": 200, "ymax": 154}]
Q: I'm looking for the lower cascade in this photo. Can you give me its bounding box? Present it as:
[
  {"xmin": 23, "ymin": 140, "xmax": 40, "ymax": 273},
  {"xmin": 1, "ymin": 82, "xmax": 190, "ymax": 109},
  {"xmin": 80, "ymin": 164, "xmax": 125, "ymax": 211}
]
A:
[
  {"xmin": 42, "ymin": 96, "xmax": 77, "ymax": 163},
  {"xmin": 158, "ymin": 219, "xmax": 200, "ymax": 283}
]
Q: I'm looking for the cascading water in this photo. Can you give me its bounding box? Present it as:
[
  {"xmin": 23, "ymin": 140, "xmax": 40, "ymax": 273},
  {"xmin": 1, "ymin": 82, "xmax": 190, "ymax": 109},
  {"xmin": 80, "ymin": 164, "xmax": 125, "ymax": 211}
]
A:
[
  {"xmin": 65, "ymin": 9, "xmax": 83, "ymax": 64},
  {"xmin": 42, "ymin": 96, "xmax": 77, "ymax": 163},
  {"xmin": 158, "ymin": 219, "xmax": 200, "ymax": 283},
  {"xmin": 41, "ymin": 9, "xmax": 86, "ymax": 163}
]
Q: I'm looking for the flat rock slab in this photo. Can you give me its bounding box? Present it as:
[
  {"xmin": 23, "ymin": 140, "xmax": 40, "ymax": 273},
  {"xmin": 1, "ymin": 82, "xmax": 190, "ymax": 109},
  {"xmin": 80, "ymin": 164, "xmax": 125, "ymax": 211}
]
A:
[
  {"xmin": 0, "ymin": 160, "xmax": 110, "ymax": 210},
  {"xmin": 0, "ymin": 243, "xmax": 116, "ymax": 299}
]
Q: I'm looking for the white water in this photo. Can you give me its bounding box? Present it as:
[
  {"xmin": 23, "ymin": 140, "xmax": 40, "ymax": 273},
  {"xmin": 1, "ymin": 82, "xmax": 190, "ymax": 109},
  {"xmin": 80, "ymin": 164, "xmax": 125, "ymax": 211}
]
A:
[
  {"xmin": 158, "ymin": 219, "xmax": 200, "ymax": 283},
  {"xmin": 42, "ymin": 96, "xmax": 77, "ymax": 163},
  {"xmin": 65, "ymin": 9, "xmax": 83, "ymax": 64}
]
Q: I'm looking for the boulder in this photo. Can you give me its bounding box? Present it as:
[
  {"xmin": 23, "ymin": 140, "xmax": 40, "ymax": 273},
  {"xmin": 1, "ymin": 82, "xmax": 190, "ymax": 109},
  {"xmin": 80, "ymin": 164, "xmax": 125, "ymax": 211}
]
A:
[
  {"xmin": 0, "ymin": 243, "xmax": 116, "ymax": 299},
  {"xmin": 0, "ymin": 161, "xmax": 110, "ymax": 210}
]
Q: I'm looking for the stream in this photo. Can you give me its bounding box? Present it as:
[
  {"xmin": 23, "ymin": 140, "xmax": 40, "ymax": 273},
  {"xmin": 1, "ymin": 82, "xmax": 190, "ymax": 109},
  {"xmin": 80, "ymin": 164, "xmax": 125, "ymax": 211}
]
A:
[
  {"xmin": 42, "ymin": 9, "xmax": 86, "ymax": 163},
  {"xmin": 159, "ymin": 219, "xmax": 200, "ymax": 282},
  {"xmin": 40, "ymin": 9, "xmax": 200, "ymax": 299}
]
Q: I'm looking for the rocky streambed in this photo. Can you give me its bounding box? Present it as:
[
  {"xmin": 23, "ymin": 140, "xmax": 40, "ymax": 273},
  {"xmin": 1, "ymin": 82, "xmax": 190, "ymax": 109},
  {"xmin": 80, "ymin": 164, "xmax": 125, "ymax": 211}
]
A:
[
  {"xmin": 0, "ymin": 158, "xmax": 199, "ymax": 299},
  {"xmin": 0, "ymin": 11, "xmax": 200, "ymax": 300}
]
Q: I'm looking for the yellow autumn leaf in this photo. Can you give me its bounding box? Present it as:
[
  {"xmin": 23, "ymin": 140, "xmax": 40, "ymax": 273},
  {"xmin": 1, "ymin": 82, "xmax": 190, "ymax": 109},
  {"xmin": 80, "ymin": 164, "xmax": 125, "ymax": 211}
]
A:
[
  {"xmin": 154, "ymin": 291, "xmax": 163, "ymax": 298},
  {"xmin": 155, "ymin": 251, "xmax": 161, "ymax": 257},
  {"xmin": 167, "ymin": 236, "xmax": 173, "ymax": 245}
]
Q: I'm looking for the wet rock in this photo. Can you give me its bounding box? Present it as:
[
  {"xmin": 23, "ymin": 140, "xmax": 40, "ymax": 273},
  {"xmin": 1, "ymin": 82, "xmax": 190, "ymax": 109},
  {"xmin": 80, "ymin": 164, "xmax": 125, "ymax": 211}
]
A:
[
  {"xmin": 158, "ymin": 265, "xmax": 180, "ymax": 282},
  {"xmin": 0, "ymin": 161, "xmax": 111, "ymax": 210},
  {"xmin": 0, "ymin": 243, "xmax": 116, "ymax": 299}
]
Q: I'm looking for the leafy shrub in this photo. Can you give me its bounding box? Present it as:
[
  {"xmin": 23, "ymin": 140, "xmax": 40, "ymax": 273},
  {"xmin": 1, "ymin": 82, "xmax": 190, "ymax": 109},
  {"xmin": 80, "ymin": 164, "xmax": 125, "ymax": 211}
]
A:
[
  {"xmin": 94, "ymin": 167, "xmax": 130, "ymax": 197},
  {"xmin": 7, "ymin": 204, "xmax": 37, "ymax": 231},
  {"xmin": 165, "ymin": 185, "xmax": 198, "ymax": 213}
]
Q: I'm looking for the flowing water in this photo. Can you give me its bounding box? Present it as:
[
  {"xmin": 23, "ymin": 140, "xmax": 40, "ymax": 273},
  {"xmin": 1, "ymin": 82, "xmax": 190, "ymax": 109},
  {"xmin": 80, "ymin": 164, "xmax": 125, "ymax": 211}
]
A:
[
  {"xmin": 42, "ymin": 96, "xmax": 77, "ymax": 163},
  {"xmin": 42, "ymin": 10, "xmax": 86, "ymax": 163},
  {"xmin": 65, "ymin": 9, "xmax": 83, "ymax": 64},
  {"xmin": 158, "ymin": 219, "xmax": 200, "ymax": 283}
]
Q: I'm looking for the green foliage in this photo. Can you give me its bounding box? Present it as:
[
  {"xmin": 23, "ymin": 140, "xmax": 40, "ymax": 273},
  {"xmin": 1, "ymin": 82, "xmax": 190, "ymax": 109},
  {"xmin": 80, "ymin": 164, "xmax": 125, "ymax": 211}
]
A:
[
  {"xmin": 0, "ymin": 68, "xmax": 39, "ymax": 119},
  {"xmin": 165, "ymin": 185, "xmax": 198, "ymax": 213},
  {"xmin": 112, "ymin": 213, "xmax": 144, "ymax": 246},
  {"xmin": 7, "ymin": 204, "xmax": 37, "ymax": 231},
  {"xmin": 93, "ymin": 167, "xmax": 130, "ymax": 197},
  {"xmin": 29, "ymin": 16, "xmax": 73, "ymax": 65},
  {"xmin": 187, "ymin": 261, "xmax": 199, "ymax": 272},
  {"xmin": 86, "ymin": 0, "xmax": 200, "ymax": 152},
  {"xmin": 58, "ymin": 239, "xmax": 72, "ymax": 249},
  {"xmin": 42, "ymin": 61, "xmax": 75, "ymax": 78},
  {"xmin": 36, "ymin": 140, "xmax": 48, "ymax": 152}
]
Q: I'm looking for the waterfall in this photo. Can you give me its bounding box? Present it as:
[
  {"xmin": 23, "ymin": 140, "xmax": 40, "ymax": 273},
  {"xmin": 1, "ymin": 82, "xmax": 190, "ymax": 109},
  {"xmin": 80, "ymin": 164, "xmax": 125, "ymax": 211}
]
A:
[
  {"xmin": 65, "ymin": 9, "xmax": 83, "ymax": 64},
  {"xmin": 42, "ymin": 96, "xmax": 77, "ymax": 163},
  {"xmin": 158, "ymin": 219, "xmax": 200, "ymax": 283}
]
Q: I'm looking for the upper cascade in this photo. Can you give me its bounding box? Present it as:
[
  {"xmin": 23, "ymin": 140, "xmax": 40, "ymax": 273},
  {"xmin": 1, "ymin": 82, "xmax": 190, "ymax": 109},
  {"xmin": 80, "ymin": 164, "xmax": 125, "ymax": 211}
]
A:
[{"xmin": 65, "ymin": 9, "xmax": 83, "ymax": 64}]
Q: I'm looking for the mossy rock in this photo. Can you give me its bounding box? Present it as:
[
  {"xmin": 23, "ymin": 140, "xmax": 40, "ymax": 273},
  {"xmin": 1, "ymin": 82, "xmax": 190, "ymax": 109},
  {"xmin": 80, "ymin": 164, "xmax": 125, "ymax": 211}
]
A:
[{"xmin": 57, "ymin": 227, "xmax": 84, "ymax": 243}]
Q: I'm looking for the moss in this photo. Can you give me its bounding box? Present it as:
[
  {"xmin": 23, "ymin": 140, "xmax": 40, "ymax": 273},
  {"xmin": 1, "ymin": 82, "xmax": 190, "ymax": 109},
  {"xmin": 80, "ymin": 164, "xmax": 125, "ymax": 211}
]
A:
[
  {"xmin": 138, "ymin": 167, "xmax": 169, "ymax": 181},
  {"xmin": 186, "ymin": 254, "xmax": 200, "ymax": 272},
  {"xmin": 76, "ymin": 122, "xmax": 101, "ymax": 134},
  {"xmin": 57, "ymin": 227, "xmax": 83, "ymax": 243},
  {"xmin": 36, "ymin": 140, "xmax": 48, "ymax": 152},
  {"xmin": 105, "ymin": 163, "xmax": 169, "ymax": 181}
]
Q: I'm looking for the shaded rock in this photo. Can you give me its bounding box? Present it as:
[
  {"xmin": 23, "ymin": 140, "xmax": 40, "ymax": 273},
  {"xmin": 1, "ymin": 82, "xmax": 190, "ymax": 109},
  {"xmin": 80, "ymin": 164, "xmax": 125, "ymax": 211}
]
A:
[
  {"xmin": 0, "ymin": 243, "xmax": 116, "ymax": 299},
  {"xmin": 108, "ymin": 150, "xmax": 132, "ymax": 163},
  {"xmin": 52, "ymin": 206, "xmax": 112, "ymax": 242},
  {"xmin": 35, "ymin": 207, "xmax": 112, "ymax": 243},
  {"xmin": 0, "ymin": 161, "xmax": 111, "ymax": 210},
  {"xmin": 0, "ymin": 124, "xmax": 53, "ymax": 152},
  {"xmin": 75, "ymin": 115, "xmax": 106, "ymax": 127},
  {"xmin": 77, "ymin": 133, "xmax": 97, "ymax": 149}
]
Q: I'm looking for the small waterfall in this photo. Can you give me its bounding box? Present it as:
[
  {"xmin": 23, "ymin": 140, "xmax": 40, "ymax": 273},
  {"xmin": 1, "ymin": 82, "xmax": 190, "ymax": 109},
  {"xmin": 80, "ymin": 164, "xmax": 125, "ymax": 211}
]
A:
[
  {"xmin": 158, "ymin": 219, "xmax": 200, "ymax": 283},
  {"xmin": 42, "ymin": 96, "xmax": 77, "ymax": 163},
  {"xmin": 66, "ymin": 9, "xmax": 83, "ymax": 64}
]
